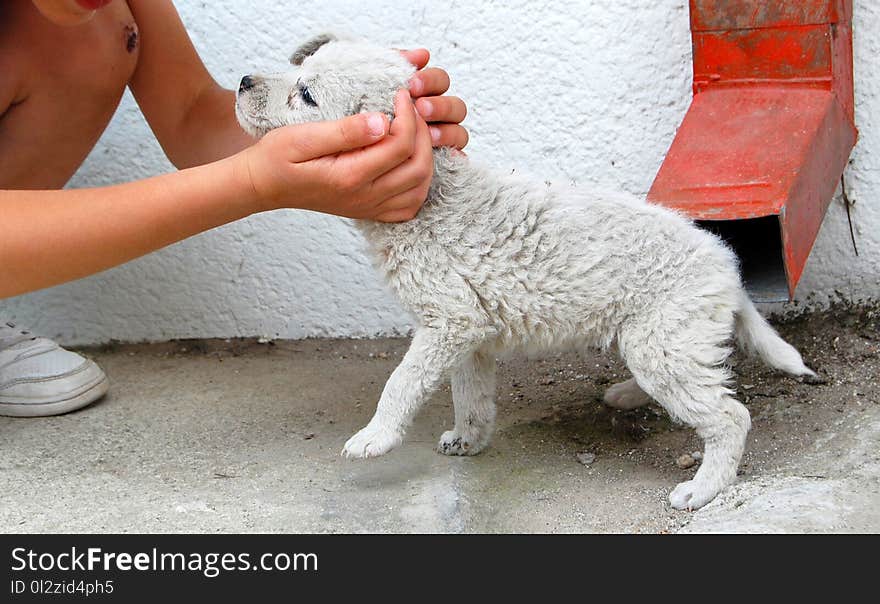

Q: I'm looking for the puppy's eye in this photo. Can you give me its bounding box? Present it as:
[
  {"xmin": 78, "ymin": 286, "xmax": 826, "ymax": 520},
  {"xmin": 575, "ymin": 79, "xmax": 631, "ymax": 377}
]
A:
[{"xmin": 300, "ymin": 85, "xmax": 317, "ymax": 107}]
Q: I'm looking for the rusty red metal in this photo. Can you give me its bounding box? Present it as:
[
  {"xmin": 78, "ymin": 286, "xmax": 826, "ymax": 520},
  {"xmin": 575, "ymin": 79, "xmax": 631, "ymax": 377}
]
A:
[{"xmin": 647, "ymin": 0, "xmax": 857, "ymax": 299}]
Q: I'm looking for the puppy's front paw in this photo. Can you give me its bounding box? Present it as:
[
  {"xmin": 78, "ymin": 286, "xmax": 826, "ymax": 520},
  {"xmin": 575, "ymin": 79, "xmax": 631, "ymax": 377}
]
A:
[
  {"xmin": 342, "ymin": 423, "xmax": 402, "ymax": 459},
  {"xmin": 437, "ymin": 429, "xmax": 487, "ymax": 456}
]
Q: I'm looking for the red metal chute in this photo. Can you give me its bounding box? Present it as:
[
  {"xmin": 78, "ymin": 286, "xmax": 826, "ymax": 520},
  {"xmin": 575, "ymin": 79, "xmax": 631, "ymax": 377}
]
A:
[{"xmin": 647, "ymin": 0, "xmax": 857, "ymax": 300}]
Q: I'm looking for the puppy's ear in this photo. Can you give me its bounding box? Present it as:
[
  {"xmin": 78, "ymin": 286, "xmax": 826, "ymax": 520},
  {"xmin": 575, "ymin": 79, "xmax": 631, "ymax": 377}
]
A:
[{"xmin": 290, "ymin": 34, "xmax": 337, "ymax": 65}]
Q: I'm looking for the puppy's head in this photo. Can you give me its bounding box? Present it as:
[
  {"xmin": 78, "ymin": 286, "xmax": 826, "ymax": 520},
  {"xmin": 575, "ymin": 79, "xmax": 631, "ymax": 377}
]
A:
[{"xmin": 235, "ymin": 34, "xmax": 415, "ymax": 138}]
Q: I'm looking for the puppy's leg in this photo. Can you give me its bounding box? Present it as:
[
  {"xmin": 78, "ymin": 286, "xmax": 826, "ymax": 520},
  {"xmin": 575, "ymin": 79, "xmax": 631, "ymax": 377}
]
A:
[
  {"xmin": 438, "ymin": 350, "xmax": 496, "ymax": 456},
  {"xmin": 603, "ymin": 377, "xmax": 653, "ymax": 410},
  {"xmin": 620, "ymin": 321, "xmax": 749, "ymax": 511},
  {"xmin": 343, "ymin": 327, "xmax": 476, "ymax": 459},
  {"xmin": 664, "ymin": 384, "xmax": 749, "ymax": 511}
]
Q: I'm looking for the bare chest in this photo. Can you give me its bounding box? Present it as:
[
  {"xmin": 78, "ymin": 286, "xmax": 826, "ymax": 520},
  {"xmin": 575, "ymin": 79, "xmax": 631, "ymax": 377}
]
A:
[{"xmin": 0, "ymin": 0, "xmax": 140, "ymax": 188}]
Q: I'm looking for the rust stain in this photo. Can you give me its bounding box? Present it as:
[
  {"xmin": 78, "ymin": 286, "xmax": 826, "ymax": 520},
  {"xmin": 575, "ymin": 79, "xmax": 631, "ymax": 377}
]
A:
[
  {"xmin": 692, "ymin": 0, "xmax": 838, "ymax": 31},
  {"xmin": 695, "ymin": 27, "xmax": 831, "ymax": 82}
]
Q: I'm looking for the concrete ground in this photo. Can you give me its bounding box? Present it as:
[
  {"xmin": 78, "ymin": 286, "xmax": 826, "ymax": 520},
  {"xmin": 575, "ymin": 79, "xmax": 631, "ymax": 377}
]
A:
[{"xmin": 1, "ymin": 309, "xmax": 878, "ymax": 533}]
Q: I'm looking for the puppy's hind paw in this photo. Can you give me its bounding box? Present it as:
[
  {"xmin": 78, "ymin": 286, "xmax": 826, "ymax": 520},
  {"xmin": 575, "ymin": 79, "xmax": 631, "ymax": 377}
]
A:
[
  {"xmin": 342, "ymin": 423, "xmax": 402, "ymax": 459},
  {"xmin": 603, "ymin": 378, "xmax": 653, "ymax": 410},
  {"xmin": 668, "ymin": 478, "xmax": 723, "ymax": 511}
]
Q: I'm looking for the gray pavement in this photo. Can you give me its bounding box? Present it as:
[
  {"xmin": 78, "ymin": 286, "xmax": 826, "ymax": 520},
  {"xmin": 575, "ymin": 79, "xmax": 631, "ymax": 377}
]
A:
[{"xmin": 1, "ymin": 310, "xmax": 877, "ymax": 533}]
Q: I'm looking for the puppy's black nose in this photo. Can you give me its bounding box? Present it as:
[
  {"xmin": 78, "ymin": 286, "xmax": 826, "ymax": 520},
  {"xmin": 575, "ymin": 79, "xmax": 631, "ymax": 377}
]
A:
[{"xmin": 239, "ymin": 75, "xmax": 255, "ymax": 92}]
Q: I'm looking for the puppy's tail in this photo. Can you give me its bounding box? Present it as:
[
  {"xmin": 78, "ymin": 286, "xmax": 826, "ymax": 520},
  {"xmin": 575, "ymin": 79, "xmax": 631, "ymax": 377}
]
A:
[{"xmin": 735, "ymin": 290, "xmax": 816, "ymax": 377}]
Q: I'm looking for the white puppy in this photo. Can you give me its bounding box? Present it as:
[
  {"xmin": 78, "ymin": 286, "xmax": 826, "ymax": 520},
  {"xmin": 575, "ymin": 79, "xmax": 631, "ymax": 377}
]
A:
[{"xmin": 236, "ymin": 35, "xmax": 816, "ymax": 510}]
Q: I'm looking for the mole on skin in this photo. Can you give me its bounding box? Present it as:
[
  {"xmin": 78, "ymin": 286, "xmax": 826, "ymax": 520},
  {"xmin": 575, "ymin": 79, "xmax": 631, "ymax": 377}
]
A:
[{"xmin": 124, "ymin": 22, "xmax": 138, "ymax": 53}]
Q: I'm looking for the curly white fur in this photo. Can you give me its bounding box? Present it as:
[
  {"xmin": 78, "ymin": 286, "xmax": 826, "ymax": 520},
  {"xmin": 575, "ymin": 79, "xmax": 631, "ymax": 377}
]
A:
[{"xmin": 236, "ymin": 35, "xmax": 816, "ymax": 510}]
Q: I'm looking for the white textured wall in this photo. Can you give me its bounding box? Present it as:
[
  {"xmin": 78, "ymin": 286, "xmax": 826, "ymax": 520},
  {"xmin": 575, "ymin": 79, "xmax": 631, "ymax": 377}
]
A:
[{"xmin": 3, "ymin": 0, "xmax": 878, "ymax": 345}]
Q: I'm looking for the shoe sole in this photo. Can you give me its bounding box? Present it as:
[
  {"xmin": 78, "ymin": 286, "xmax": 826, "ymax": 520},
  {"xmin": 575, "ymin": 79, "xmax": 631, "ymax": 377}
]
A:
[{"xmin": 0, "ymin": 364, "xmax": 109, "ymax": 418}]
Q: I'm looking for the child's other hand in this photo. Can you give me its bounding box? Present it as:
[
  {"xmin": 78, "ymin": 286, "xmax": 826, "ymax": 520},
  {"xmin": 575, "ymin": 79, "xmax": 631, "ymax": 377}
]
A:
[{"xmin": 401, "ymin": 49, "xmax": 469, "ymax": 150}]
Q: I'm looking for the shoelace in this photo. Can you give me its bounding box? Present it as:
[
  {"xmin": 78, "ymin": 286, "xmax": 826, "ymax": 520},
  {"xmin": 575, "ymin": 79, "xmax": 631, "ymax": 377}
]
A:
[{"xmin": 0, "ymin": 322, "xmax": 37, "ymax": 349}]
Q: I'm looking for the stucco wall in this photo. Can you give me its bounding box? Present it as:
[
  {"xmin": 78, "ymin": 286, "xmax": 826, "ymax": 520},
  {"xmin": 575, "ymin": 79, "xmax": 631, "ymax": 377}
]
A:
[{"xmin": 3, "ymin": 0, "xmax": 878, "ymax": 345}]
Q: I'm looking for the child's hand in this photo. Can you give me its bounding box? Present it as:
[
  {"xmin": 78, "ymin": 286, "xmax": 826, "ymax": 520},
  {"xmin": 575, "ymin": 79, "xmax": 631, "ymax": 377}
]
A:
[
  {"xmin": 401, "ymin": 49, "xmax": 469, "ymax": 150},
  {"xmin": 235, "ymin": 91, "xmax": 433, "ymax": 223}
]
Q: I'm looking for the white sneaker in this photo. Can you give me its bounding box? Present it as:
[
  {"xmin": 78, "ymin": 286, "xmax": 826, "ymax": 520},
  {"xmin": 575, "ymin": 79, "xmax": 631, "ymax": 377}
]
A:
[{"xmin": 0, "ymin": 322, "xmax": 109, "ymax": 417}]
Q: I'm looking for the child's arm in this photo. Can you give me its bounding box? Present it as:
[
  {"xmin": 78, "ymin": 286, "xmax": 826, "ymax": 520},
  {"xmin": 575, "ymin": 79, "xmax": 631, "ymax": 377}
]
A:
[
  {"xmin": 127, "ymin": 0, "xmax": 254, "ymax": 168},
  {"xmin": 0, "ymin": 96, "xmax": 432, "ymax": 299}
]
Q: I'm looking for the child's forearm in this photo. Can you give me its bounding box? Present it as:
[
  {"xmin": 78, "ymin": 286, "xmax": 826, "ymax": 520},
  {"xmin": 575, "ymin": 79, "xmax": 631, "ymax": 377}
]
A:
[
  {"xmin": 0, "ymin": 156, "xmax": 255, "ymax": 299},
  {"xmin": 157, "ymin": 85, "xmax": 259, "ymax": 169},
  {"xmin": 1, "ymin": 98, "xmax": 435, "ymax": 300}
]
